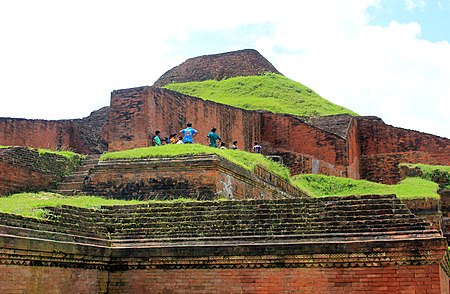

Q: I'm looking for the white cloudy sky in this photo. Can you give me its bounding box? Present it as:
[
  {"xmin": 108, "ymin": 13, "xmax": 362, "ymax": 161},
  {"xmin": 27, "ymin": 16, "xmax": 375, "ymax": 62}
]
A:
[{"xmin": 1, "ymin": 0, "xmax": 449, "ymax": 138}]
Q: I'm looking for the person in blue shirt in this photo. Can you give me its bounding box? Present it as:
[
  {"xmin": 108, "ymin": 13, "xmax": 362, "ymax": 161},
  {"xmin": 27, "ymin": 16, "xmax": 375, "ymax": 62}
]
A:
[
  {"xmin": 152, "ymin": 130, "xmax": 162, "ymax": 146},
  {"xmin": 207, "ymin": 127, "xmax": 221, "ymax": 148},
  {"xmin": 180, "ymin": 122, "xmax": 197, "ymax": 144}
]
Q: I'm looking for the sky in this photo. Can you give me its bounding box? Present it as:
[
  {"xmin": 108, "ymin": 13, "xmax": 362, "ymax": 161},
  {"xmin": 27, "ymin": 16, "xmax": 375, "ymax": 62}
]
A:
[{"xmin": 0, "ymin": 0, "xmax": 449, "ymax": 138}]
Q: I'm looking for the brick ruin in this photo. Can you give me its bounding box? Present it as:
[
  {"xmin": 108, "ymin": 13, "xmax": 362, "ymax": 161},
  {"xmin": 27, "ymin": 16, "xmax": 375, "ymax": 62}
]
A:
[
  {"xmin": 1, "ymin": 49, "xmax": 450, "ymax": 292},
  {"xmin": 1, "ymin": 194, "xmax": 448, "ymax": 293},
  {"xmin": 1, "ymin": 49, "xmax": 448, "ymax": 183}
]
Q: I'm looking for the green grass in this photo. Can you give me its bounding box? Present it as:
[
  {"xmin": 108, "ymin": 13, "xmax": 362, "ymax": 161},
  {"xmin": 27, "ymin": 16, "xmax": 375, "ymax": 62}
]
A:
[
  {"xmin": 400, "ymin": 163, "xmax": 450, "ymax": 189},
  {"xmin": 292, "ymin": 174, "xmax": 440, "ymax": 199},
  {"xmin": 1, "ymin": 145, "xmax": 82, "ymax": 160},
  {"xmin": 0, "ymin": 192, "xmax": 147, "ymax": 218},
  {"xmin": 163, "ymin": 73, "xmax": 358, "ymax": 117},
  {"xmin": 37, "ymin": 148, "xmax": 83, "ymax": 160},
  {"xmin": 100, "ymin": 144, "xmax": 291, "ymax": 181},
  {"xmin": 400, "ymin": 163, "xmax": 450, "ymax": 174}
]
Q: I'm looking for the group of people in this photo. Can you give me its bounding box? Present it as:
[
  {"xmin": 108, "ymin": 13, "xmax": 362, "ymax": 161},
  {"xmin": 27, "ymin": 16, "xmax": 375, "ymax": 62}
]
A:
[{"xmin": 151, "ymin": 122, "xmax": 261, "ymax": 153}]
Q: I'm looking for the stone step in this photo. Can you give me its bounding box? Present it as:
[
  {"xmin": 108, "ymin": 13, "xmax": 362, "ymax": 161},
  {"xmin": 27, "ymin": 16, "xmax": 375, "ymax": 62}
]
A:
[
  {"xmin": 96, "ymin": 202, "xmax": 403, "ymax": 217},
  {"xmin": 52, "ymin": 189, "xmax": 85, "ymax": 196},
  {"xmin": 90, "ymin": 209, "xmax": 416, "ymax": 226},
  {"xmin": 110, "ymin": 229, "xmax": 439, "ymax": 244},
  {"xmin": 58, "ymin": 181, "xmax": 84, "ymax": 190},
  {"xmin": 63, "ymin": 173, "xmax": 88, "ymax": 182},
  {"xmin": 43, "ymin": 203, "xmax": 416, "ymax": 226},
  {"xmin": 49, "ymin": 214, "xmax": 426, "ymax": 237},
  {"xmin": 108, "ymin": 224, "xmax": 429, "ymax": 240}
]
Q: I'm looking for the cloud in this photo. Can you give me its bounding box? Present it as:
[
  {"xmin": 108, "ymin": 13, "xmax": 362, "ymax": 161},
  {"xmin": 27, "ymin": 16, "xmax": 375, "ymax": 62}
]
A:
[{"xmin": 403, "ymin": 0, "xmax": 426, "ymax": 11}]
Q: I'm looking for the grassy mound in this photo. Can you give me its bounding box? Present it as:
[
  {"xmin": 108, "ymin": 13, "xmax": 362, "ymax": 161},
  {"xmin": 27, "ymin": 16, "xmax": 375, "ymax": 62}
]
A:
[
  {"xmin": 100, "ymin": 144, "xmax": 291, "ymax": 181},
  {"xmin": 292, "ymin": 174, "xmax": 439, "ymax": 199},
  {"xmin": 163, "ymin": 73, "xmax": 358, "ymax": 117}
]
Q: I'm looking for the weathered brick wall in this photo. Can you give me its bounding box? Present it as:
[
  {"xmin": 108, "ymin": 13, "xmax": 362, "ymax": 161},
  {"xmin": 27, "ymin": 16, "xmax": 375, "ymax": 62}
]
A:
[
  {"xmin": 84, "ymin": 156, "xmax": 300, "ymax": 200},
  {"xmin": 0, "ymin": 265, "xmax": 108, "ymax": 294},
  {"xmin": 402, "ymin": 197, "xmax": 442, "ymax": 231},
  {"xmin": 108, "ymin": 86, "xmax": 261, "ymax": 152},
  {"xmin": 153, "ymin": 49, "xmax": 282, "ymax": 87},
  {"xmin": 357, "ymin": 117, "xmax": 450, "ymax": 183},
  {"xmin": 108, "ymin": 265, "xmax": 446, "ymax": 294},
  {"xmin": 0, "ymin": 118, "xmax": 88, "ymax": 152},
  {"xmin": 0, "ymin": 195, "xmax": 447, "ymax": 293},
  {"xmin": 347, "ymin": 118, "xmax": 361, "ymax": 179},
  {"xmin": 0, "ymin": 108, "xmax": 109, "ymax": 154},
  {"xmin": 262, "ymin": 113, "xmax": 349, "ymax": 176},
  {"xmin": 0, "ymin": 147, "xmax": 81, "ymax": 195}
]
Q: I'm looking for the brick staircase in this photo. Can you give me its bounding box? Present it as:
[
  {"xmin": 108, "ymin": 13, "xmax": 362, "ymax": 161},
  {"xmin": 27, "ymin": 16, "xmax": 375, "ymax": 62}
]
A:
[
  {"xmin": 32, "ymin": 194, "xmax": 435, "ymax": 247},
  {"xmin": 53, "ymin": 155, "xmax": 100, "ymax": 195},
  {"xmin": 0, "ymin": 193, "xmax": 445, "ymax": 274}
]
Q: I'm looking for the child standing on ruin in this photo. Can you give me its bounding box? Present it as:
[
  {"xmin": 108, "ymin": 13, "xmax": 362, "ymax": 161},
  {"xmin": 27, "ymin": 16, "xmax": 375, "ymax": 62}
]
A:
[{"xmin": 153, "ymin": 130, "xmax": 162, "ymax": 146}]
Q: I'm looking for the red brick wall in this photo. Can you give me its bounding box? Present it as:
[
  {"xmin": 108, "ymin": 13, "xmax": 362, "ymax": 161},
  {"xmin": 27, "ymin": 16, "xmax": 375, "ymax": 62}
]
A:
[
  {"xmin": 347, "ymin": 118, "xmax": 360, "ymax": 179},
  {"xmin": 108, "ymin": 87, "xmax": 262, "ymax": 152},
  {"xmin": 262, "ymin": 113, "xmax": 349, "ymax": 176},
  {"xmin": 357, "ymin": 118, "xmax": 450, "ymax": 183},
  {"xmin": 0, "ymin": 118, "xmax": 89, "ymax": 153},
  {"xmin": 84, "ymin": 157, "xmax": 296, "ymax": 200},
  {"xmin": 0, "ymin": 265, "xmax": 107, "ymax": 294},
  {"xmin": 0, "ymin": 163, "xmax": 55, "ymax": 195},
  {"xmin": 0, "ymin": 147, "xmax": 80, "ymax": 195},
  {"xmin": 108, "ymin": 264, "xmax": 446, "ymax": 294}
]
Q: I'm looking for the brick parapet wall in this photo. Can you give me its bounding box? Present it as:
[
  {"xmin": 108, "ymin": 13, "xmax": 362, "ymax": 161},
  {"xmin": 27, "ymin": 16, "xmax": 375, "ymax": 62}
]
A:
[
  {"xmin": 108, "ymin": 87, "xmax": 262, "ymax": 152},
  {"xmin": 360, "ymin": 151, "xmax": 436, "ymax": 184},
  {"xmin": 357, "ymin": 117, "xmax": 450, "ymax": 183},
  {"xmin": 261, "ymin": 113, "xmax": 349, "ymax": 176},
  {"xmin": 0, "ymin": 107, "xmax": 109, "ymax": 154},
  {"xmin": 0, "ymin": 117, "xmax": 89, "ymax": 153},
  {"xmin": 0, "ymin": 147, "xmax": 81, "ymax": 195},
  {"xmin": 84, "ymin": 155, "xmax": 300, "ymax": 200}
]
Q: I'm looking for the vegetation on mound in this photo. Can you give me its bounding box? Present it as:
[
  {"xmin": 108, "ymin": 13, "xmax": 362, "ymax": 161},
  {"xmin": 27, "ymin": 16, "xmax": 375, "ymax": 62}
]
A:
[
  {"xmin": 37, "ymin": 148, "xmax": 82, "ymax": 160},
  {"xmin": 163, "ymin": 73, "xmax": 358, "ymax": 117},
  {"xmin": 400, "ymin": 163, "xmax": 450, "ymax": 189},
  {"xmin": 292, "ymin": 174, "xmax": 440, "ymax": 199},
  {"xmin": 0, "ymin": 192, "xmax": 144, "ymax": 218},
  {"xmin": 0, "ymin": 192, "xmax": 201, "ymax": 219},
  {"xmin": 0, "ymin": 145, "xmax": 82, "ymax": 160},
  {"xmin": 100, "ymin": 144, "xmax": 291, "ymax": 181}
]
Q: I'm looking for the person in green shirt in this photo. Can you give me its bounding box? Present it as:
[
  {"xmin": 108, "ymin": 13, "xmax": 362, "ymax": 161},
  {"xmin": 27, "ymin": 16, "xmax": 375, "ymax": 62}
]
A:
[
  {"xmin": 153, "ymin": 130, "xmax": 162, "ymax": 146},
  {"xmin": 207, "ymin": 127, "xmax": 221, "ymax": 148}
]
